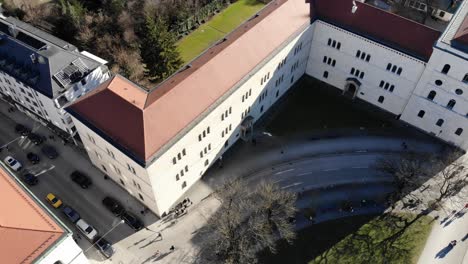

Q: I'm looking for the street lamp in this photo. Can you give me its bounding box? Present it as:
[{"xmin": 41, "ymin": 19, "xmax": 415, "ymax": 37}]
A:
[
  {"xmin": 0, "ymin": 135, "xmax": 25, "ymax": 151},
  {"xmin": 67, "ymin": 219, "xmax": 124, "ymax": 264}
]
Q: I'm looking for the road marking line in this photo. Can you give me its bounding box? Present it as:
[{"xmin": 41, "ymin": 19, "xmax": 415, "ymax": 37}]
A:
[
  {"xmin": 274, "ymin": 168, "xmax": 294, "ymax": 175},
  {"xmin": 352, "ymin": 166, "xmax": 369, "ymax": 169},
  {"xmin": 298, "ymin": 172, "xmax": 313, "ymax": 176},
  {"xmin": 355, "ymin": 150, "xmax": 368, "ymax": 153},
  {"xmin": 323, "ymin": 168, "xmax": 339, "ymax": 172},
  {"xmin": 281, "ymin": 182, "xmax": 302, "ymax": 189}
]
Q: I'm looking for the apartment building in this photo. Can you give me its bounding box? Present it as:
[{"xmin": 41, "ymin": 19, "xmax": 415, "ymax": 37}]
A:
[
  {"xmin": 67, "ymin": 0, "xmax": 468, "ymax": 216},
  {"xmin": 0, "ymin": 16, "xmax": 110, "ymax": 136}
]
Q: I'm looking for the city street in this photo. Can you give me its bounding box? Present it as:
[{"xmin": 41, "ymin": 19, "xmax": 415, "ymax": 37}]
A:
[{"xmin": 0, "ymin": 101, "xmax": 158, "ymax": 262}]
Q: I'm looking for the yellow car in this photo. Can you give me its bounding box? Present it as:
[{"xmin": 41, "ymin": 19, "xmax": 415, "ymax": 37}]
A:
[{"xmin": 46, "ymin": 193, "xmax": 63, "ymax": 208}]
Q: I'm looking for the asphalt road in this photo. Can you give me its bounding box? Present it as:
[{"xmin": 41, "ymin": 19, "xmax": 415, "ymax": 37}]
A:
[{"xmin": 0, "ymin": 107, "xmax": 157, "ymax": 262}]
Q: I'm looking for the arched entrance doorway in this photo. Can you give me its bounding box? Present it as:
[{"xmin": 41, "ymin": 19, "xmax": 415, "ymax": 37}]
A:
[{"xmin": 343, "ymin": 78, "xmax": 361, "ymax": 99}]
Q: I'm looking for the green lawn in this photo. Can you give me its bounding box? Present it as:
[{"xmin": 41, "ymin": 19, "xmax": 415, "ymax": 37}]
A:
[
  {"xmin": 177, "ymin": 0, "xmax": 265, "ymax": 63},
  {"xmin": 260, "ymin": 214, "xmax": 433, "ymax": 264},
  {"xmin": 309, "ymin": 214, "xmax": 433, "ymax": 264}
]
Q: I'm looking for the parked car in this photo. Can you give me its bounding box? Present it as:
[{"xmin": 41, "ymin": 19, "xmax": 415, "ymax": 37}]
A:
[
  {"xmin": 121, "ymin": 211, "xmax": 143, "ymax": 231},
  {"xmin": 76, "ymin": 219, "xmax": 98, "ymax": 241},
  {"xmin": 62, "ymin": 206, "xmax": 80, "ymax": 223},
  {"xmin": 71, "ymin": 171, "xmax": 92, "ymax": 189},
  {"xmin": 26, "ymin": 152, "xmax": 40, "ymax": 164},
  {"xmin": 28, "ymin": 133, "xmax": 43, "ymax": 145},
  {"xmin": 4, "ymin": 156, "xmax": 22, "ymax": 171},
  {"xmin": 46, "ymin": 193, "xmax": 62, "ymax": 208},
  {"xmin": 94, "ymin": 236, "xmax": 114, "ymax": 258},
  {"xmin": 15, "ymin": 124, "xmax": 30, "ymax": 136},
  {"xmin": 22, "ymin": 173, "xmax": 38, "ymax": 186},
  {"xmin": 41, "ymin": 145, "xmax": 58, "ymax": 159},
  {"xmin": 102, "ymin": 196, "xmax": 125, "ymax": 216}
]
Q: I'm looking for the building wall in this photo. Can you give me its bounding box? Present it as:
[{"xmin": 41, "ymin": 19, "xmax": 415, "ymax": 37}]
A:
[
  {"xmin": 73, "ymin": 119, "xmax": 159, "ymax": 212},
  {"xmin": 305, "ymin": 21, "xmax": 426, "ymax": 115},
  {"xmin": 401, "ymin": 48, "xmax": 468, "ymax": 149},
  {"xmin": 0, "ymin": 64, "xmax": 109, "ymax": 134},
  {"xmin": 37, "ymin": 234, "xmax": 89, "ymax": 264},
  {"xmin": 72, "ymin": 25, "xmax": 314, "ymax": 216}
]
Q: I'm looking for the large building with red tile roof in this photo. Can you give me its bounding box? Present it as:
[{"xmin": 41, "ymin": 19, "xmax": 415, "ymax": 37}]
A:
[
  {"xmin": 67, "ymin": 0, "xmax": 468, "ymax": 216},
  {"xmin": 0, "ymin": 164, "xmax": 88, "ymax": 264}
]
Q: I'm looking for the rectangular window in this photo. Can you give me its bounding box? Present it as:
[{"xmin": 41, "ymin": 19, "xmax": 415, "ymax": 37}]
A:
[
  {"xmin": 138, "ymin": 193, "xmax": 144, "ymax": 201},
  {"xmin": 185, "ymin": 165, "xmax": 188, "ymax": 172},
  {"xmin": 182, "ymin": 149, "xmax": 186, "ymax": 156},
  {"xmin": 113, "ymin": 164, "xmax": 121, "ymax": 175},
  {"xmin": 182, "ymin": 181, "xmax": 187, "ymax": 189},
  {"xmin": 172, "ymin": 157, "xmax": 177, "ymax": 165},
  {"xmin": 107, "ymin": 148, "xmax": 115, "ymax": 159},
  {"xmin": 177, "ymin": 153, "xmax": 181, "ymax": 160},
  {"xmin": 127, "ymin": 164, "xmax": 136, "ymax": 174}
]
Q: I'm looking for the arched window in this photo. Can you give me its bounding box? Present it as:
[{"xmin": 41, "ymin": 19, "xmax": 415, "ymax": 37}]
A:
[
  {"xmin": 323, "ymin": 56, "xmax": 327, "ymax": 63},
  {"xmin": 360, "ymin": 53, "xmax": 366, "ymax": 60},
  {"xmin": 327, "ymin": 58, "xmax": 332, "ymax": 65},
  {"xmin": 366, "ymin": 55, "xmax": 371, "ymax": 62},
  {"xmin": 384, "ymin": 83, "xmax": 389, "ymax": 90},
  {"xmin": 328, "ymin": 38, "xmax": 332, "ymax": 46},
  {"xmin": 337, "ymin": 43, "xmax": 341, "ymax": 50},
  {"xmin": 442, "ymin": 64, "xmax": 451, "ymax": 74},
  {"xmin": 417, "ymin": 110, "xmax": 425, "ymax": 118},
  {"xmin": 350, "ymin": 68, "xmax": 355, "ymax": 75},
  {"xmin": 332, "ymin": 60, "xmax": 336, "ymax": 67},
  {"xmin": 391, "ymin": 65, "xmax": 397, "ymax": 73},
  {"xmin": 427, "ymin": 90, "xmax": 436, "ymax": 100},
  {"xmin": 323, "ymin": 71, "xmax": 328, "ymax": 78},
  {"xmin": 455, "ymin": 128, "xmax": 463, "ymax": 136},
  {"xmin": 332, "ymin": 40, "xmax": 336, "ymax": 48},
  {"xmin": 463, "ymin": 74, "xmax": 468, "ymax": 83},
  {"xmin": 436, "ymin": 119, "xmax": 444, "ymax": 127},
  {"xmin": 356, "ymin": 50, "xmax": 361, "ymax": 57},
  {"xmin": 378, "ymin": 96, "xmax": 384, "ymax": 103},
  {"xmin": 447, "ymin": 99, "xmax": 456, "ymax": 109},
  {"xmin": 359, "ymin": 72, "xmax": 365, "ymax": 79},
  {"xmin": 387, "ymin": 63, "xmax": 392, "ymax": 71},
  {"xmin": 389, "ymin": 85, "xmax": 395, "ymax": 92},
  {"xmin": 379, "ymin": 81, "xmax": 384, "ymax": 88}
]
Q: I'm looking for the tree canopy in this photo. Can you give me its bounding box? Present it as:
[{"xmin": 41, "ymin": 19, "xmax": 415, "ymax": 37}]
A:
[{"xmin": 140, "ymin": 15, "xmax": 182, "ymax": 82}]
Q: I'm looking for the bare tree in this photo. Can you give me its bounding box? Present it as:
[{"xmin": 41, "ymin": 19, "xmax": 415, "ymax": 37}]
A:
[{"xmin": 196, "ymin": 179, "xmax": 297, "ymax": 264}]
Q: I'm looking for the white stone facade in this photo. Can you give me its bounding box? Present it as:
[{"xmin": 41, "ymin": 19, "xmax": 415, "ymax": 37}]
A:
[
  {"xmin": 72, "ymin": 26, "xmax": 314, "ymax": 215},
  {"xmin": 72, "ymin": 4, "xmax": 468, "ymax": 216}
]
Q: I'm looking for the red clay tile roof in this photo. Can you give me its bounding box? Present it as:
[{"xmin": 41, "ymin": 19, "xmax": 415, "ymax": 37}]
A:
[
  {"xmin": 453, "ymin": 14, "xmax": 468, "ymax": 45},
  {"xmin": 314, "ymin": 0, "xmax": 441, "ymax": 61},
  {"xmin": 69, "ymin": 0, "xmax": 442, "ymax": 164},
  {"xmin": 0, "ymin": 167, "xmax": 64, "ymax": 263},
  {"xmin": 69, "ymin": 0, "xmax": 310, "ymax": 163}
]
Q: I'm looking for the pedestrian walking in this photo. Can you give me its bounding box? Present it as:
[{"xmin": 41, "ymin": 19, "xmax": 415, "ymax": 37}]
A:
[
  {"xmin": 170, "ymin": 245, "xmax": 175, "ymax": 251},
  {"xmin": 157, "ymin": 233, "xmax": 162, "ymax": 240}
]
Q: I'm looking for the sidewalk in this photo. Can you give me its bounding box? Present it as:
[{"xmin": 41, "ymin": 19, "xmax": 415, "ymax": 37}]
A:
[{"xmin": 417, "ymin": 185, "xmax": 468, "ymax": 264}]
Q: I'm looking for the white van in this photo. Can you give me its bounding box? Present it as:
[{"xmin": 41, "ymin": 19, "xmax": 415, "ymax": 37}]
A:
[{"xmin": 76, "ymin": 219, "xmax": 98, "ymax": 241}]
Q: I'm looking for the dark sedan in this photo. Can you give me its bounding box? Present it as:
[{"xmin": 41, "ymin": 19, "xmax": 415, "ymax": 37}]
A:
[
  {"xmin": 94, "ymin": 236, "xmax": 114, "ymax": 258},
  {"xmin": 70, "ymin": 171, "xmax": 92, "ymax": 189},
  {"xmin": 102, "ymin": 196, "xmax": 125, "ymax": 216},
  {"xmin": 28, "ymin": 133, "xmax": 43, "ymax": 145},
  {"xmin": 22, "ymin": 173, "xmax": 38, "ymax": 186},
  {"xmin": 15, "ymin": 124, "xmax": 30, "ymax": 136},
  {"xmin": 41, "ymin": 145, "xmax": 58, "ymax": 159},
  {"xmin": 26, "ymin": 152, "xmax": 40, "ymax": 164},
  {"xmin": 121, "ymin": 211, "xmax": 143, "ymax": 231}
]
